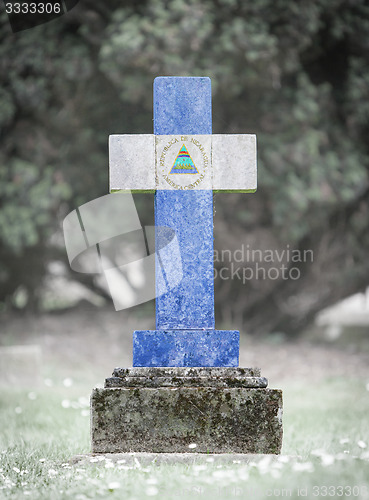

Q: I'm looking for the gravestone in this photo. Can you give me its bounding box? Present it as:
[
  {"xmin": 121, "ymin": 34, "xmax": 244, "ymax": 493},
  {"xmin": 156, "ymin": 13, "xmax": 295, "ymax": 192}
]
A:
[{"xmin": 91, "ymin": 77, "xmax": 283, "ymax": 454}]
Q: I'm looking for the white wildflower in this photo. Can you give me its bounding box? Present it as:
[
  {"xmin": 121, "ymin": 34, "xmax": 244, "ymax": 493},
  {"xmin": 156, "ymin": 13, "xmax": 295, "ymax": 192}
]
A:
[
  {"xmin": 238, "ymin": 467, "xmax": 249, "ymax": 481},
  {"xmin": 311, "ymin": 448, "xmax": 325, "ymax": 457},
  {"xmin": 78, "ymin": 396, "xmax": 89, "ymax": 407},
  {"xmin": 108, "ymin": 482, "xmax": 121, "ymax": 490},
  {"xmin": 193, "ymin": 464, "xmax": 207, "ymax": 472},
  {"xmin": 272, "ymin": 461, "xmax": 283, "ymax": 470},
  {"xmin": 256, "ymin": 455, "xmax": 272, "ymax": 473},
  {"xmin": 63, "ymin": 378, "xmax": 73, "ymax": 387},
  {"xmin": 188, "ymin": 443, "xmax": 197, "ymax": 449},
  {"xmin": 146, "ymin": 486, "xmax": 158, "ymax": 496},
  {"xmin": 321, "ymin": 454, "xmax": 335, "ymax": 466},
  {"xmin": 358, "ymin": 440, "xmax": 367, "ymax": 449},
  {"xmin": 335, "ymin": 453, "xmax": 349, "ymax": 460},
  {"xmin": 271, "ymin": 468, "xmax": 281, "ymax": 479},
  {"xmin": 292, "ymin": 462, "xmax": 314, "ymax": 472}
]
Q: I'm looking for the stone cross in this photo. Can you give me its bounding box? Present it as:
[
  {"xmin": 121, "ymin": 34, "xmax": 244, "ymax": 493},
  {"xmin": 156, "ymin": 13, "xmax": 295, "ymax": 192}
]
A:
[{"xmin": 109, "ymin": 77, "xmax": 257, "ymax": 367}]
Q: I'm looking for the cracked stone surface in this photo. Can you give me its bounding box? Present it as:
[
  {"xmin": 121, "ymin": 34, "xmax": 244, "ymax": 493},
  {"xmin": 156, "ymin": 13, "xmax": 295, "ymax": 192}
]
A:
[{"xmin": 91, "ymin": 369, "xmax": 283, "ymax": 454}]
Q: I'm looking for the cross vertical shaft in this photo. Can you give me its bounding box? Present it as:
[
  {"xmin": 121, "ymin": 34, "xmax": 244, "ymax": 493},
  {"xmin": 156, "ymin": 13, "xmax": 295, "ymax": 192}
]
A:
[
  {"xmin": 154, "ymin": 77, "xmax": 214, "ymax": 330},
  {"xmin": 132, "ymin": 77, "xmax": 240, "ymax": 366}
]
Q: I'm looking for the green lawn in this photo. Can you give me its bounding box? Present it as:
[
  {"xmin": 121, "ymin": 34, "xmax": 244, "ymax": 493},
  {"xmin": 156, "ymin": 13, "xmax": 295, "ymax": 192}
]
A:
[{"xmin": 0, "ymin": 378, "xmax": 369, "ymax": 499}]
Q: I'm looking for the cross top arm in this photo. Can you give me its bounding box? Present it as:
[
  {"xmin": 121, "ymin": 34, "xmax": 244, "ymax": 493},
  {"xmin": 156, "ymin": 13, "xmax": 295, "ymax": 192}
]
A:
[{"xmin": 109, "ymin": 133, "xmax": 257, "ymax": 193}]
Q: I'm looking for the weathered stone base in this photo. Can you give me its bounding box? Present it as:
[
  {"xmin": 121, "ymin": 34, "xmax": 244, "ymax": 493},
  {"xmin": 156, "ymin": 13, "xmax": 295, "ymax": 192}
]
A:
[{"xmin": 91, "ymin": 368, "xmax": 283, "ymax": 454}]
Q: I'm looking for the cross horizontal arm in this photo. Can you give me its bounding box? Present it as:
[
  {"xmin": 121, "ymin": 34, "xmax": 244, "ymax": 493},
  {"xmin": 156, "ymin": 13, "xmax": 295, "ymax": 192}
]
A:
[
  {"xmin": 109, "ymin": 134, "xmax": 156, "ymax": 192},
  {"xmin": 109, "ymin": 134, "xmax": 257, "ymax": 193}
]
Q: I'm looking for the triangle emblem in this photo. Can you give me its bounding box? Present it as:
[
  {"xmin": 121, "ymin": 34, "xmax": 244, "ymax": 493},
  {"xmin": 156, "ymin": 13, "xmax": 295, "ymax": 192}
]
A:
[{"xmin": 169, "ymin": 144, "xmax": 198, "ymax": 174}]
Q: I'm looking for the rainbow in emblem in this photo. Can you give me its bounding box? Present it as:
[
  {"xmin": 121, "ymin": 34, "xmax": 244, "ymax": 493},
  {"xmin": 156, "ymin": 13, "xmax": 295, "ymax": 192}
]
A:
[{"xmin": 169, "ymin": 144, "xmax": 199, "ymax": 174}]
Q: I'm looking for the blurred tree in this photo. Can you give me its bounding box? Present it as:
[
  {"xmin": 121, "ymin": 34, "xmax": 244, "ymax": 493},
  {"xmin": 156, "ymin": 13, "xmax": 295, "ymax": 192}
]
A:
[{"xmin": 0, "ymin": 0, "xmax": 368, "ymax": 334}]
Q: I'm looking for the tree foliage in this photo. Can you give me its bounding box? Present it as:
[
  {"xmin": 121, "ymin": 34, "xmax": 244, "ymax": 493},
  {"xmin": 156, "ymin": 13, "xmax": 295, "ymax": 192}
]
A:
[{"xmin": 1, "ymin": 0, "xmax": 369, "ymax": 333}]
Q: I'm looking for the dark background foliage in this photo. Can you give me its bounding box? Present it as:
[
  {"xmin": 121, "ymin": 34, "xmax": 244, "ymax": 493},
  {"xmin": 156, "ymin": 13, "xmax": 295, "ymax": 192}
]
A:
[{"xmin": 1, "ymin": 0, "xmax": 369, "ymax": 335}]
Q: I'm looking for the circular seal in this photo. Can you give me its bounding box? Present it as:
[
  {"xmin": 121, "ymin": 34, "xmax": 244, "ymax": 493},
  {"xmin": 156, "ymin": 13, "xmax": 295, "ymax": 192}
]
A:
[{"xmin": 158, "ymin": 136, "xmax": 209, "ymax": 190}]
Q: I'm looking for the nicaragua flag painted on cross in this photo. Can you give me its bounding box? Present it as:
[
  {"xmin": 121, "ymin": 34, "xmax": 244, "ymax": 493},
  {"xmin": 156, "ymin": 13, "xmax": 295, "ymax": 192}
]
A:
[{"xmin": 169, "ymin": 144, "xmax": 199, "ymax": 174}]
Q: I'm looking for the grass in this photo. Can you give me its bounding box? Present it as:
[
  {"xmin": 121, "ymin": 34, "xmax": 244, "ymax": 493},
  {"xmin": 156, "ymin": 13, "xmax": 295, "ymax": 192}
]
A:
[{"xmin": 1, "ymin": 377, "xmax": 369, "ymax": 499}]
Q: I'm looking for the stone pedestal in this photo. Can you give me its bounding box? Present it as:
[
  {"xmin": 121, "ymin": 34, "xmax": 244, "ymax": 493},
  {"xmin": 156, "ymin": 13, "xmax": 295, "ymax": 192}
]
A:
[
  {"xmin": 91, "ymin": 368, "xmax": 283, "ymax": 454},
  {"xmin": 133, "ymin": 330, "xmax": 239, "ymax": 366}
]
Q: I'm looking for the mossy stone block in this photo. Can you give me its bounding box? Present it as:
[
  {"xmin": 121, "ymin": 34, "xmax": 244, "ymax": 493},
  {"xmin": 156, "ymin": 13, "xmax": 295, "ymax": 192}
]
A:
[{"xmin": 91, "ymin": 384, "xmax": 282, "ymax": 454}]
